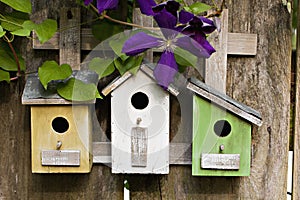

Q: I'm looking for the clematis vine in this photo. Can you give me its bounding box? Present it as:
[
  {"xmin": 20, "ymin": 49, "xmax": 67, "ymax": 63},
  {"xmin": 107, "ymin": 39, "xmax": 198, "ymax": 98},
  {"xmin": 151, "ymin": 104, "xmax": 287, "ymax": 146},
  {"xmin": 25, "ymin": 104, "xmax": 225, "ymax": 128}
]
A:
[
  {"xmin": 122, "ymin": 0, "xmax": 216, "ymax": 88},
  {"xmin": 84, "ymin": 0, "xmax": 118, "ymax": 14}
]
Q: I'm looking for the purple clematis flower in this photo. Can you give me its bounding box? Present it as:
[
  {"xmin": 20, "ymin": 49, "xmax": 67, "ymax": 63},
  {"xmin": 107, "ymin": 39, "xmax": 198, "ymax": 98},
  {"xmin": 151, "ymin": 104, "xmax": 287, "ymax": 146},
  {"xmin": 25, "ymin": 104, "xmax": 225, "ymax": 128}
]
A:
[
  {"xmin": 84, "ymin": 0, "xmax": 93, "ymax": 6},
  {"xmin": 122, "ymin": 29, "xmax": 214, "ymax": 88},
  {"xmin": 137, "ymin": 0, "xmax": 181, "ymax": 36},
  {"xmin": 122, "ymin": 31, "xmax": 178, "ymax": 88},
  {"xmin": 136, "ymin": 0, "xmax": 216, "ymax": 53},
  {"xmin": 84, "ymin": 0, "xmax": 118, "ymax": 14},
  {"xmin": 178, "ymin": 9, "xmax": 194, "ymax": 24},
  {"xmin": 123, "ymin": 0, "xmax": 216, "ymax": 88},
  {"xmin": 181, "ymin": 16, "xmax": 216, "ymax": 55}
]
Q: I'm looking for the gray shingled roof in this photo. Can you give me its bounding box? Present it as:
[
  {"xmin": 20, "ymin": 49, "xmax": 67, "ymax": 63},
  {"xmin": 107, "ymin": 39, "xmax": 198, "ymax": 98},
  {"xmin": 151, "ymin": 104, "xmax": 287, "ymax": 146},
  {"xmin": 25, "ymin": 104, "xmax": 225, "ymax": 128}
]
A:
[{"xmin": 187, "ymin": 77, "xmax": 262, "ymax": 126}]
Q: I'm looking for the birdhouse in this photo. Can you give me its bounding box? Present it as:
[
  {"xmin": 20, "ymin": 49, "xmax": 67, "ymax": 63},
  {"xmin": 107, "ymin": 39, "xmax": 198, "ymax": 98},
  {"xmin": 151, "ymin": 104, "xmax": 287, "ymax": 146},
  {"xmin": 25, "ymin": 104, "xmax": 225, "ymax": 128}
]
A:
[
  {"xmin": 187, "ymin": 78, "xmax": 262, "ymax": 176},
  {"xmin": 22, "ymin": 71, "xmax": 97, "ymax": 173},
  {"xmin": 102, "ymin": 64, "xmax": 176, "ymax": 174}
]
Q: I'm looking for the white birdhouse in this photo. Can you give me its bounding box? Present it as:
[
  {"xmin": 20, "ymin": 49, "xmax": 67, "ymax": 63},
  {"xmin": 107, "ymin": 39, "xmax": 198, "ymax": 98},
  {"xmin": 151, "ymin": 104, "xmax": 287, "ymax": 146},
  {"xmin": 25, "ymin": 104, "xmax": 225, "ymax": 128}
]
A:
[{"xmin": 102, "ymin": 64, "xmax": 175, "ymax": 174}]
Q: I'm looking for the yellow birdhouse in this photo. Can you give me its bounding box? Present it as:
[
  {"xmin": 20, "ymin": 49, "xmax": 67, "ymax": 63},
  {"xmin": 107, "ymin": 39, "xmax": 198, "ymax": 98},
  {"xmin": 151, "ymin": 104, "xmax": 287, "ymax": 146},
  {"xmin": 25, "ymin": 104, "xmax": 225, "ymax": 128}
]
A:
[{"xmin": 22, "ymin": 71, "xmax": 97, "ymax": 173}]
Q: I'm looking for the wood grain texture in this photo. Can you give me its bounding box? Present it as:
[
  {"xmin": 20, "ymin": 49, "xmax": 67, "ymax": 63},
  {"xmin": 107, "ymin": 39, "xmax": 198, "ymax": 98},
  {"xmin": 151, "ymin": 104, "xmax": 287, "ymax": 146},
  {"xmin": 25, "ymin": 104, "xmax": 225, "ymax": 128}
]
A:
[
  {"xmin": 227, "ymin": 1, "xmax": 291, "ymax": 199},
  {"xmin": 33, "ymin": 29, "xmax": 257, "ymax": 55},
  {"xmin": 129, "ymin": 0, "xmax": 291, "ymax": 199},
  {"xmin": 205, "ymin": 9, "xmax": 228, "ymax": 93},
  {"xmin": 0, "ymin": 0, "xmax": 292, "ymax": 199},
  {"xmin": 93, "ymin": 142, "xmax": 192, "ymax": 165},
  {"xmin": 0, "ymin": 1, "xmax": 124, "ymax": 199},
  {"xmin": 33, "ymin": 29, "xmax": 99, "ymax": 50},
  {"xmin": 293, "ymin": 0, "xmax": 300, "ymax": 199},
  {"xmin": 227, "ymin": 33, "xmax": 257, "ymax": 55},
  {"xmin": 0, "ymin": 79, "xmax": 31, "ymax": 199},
  {"xmin": 59, "ymin": 8, "xmax": 81, "ymax": 70}
]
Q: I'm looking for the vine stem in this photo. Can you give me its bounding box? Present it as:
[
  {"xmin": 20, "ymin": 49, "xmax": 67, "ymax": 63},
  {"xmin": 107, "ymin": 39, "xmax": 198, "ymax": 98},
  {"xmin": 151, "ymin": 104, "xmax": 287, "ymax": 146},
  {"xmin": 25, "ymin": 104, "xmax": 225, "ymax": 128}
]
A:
[
  {"xmin": 181, "ymin": 0, "xmax": 188, "ymax": 7},
  {"xmin": 90, "ymin": 4, "xmax": 159, "ymax": 31},
  {"xmin": 10, "ymin": 76, "xmax": 18, "ymax": 81},
  {"xmin": 4, "ymin": 35, "xmax": 21, "ymax": 78}
]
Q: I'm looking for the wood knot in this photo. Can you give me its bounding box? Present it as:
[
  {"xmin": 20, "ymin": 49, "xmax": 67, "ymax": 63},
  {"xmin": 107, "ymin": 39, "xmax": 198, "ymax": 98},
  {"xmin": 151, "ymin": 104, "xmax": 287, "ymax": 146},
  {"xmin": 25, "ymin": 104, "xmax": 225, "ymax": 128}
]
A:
[
  {"xmin": 267, "ymin": 126, "xmax": 272, "ymax": 134},
  {"xmin": 67, "ymin": 10, "xmax": 73, "ymax": 19}
]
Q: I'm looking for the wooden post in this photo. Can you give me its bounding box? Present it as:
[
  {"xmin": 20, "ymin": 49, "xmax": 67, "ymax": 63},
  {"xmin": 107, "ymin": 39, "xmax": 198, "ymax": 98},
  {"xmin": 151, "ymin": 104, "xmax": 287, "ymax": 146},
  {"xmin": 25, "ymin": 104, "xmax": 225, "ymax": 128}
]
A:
[{"xmin": 293, "ymin": 0, "xmax": 300, "ymax": 199}]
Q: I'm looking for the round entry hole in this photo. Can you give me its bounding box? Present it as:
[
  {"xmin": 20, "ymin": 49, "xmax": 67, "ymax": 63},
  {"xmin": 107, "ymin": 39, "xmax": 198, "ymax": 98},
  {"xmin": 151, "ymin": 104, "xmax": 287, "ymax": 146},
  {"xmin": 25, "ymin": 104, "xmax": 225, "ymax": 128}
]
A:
[
  {"xmin": 131, "ymin": 92, "xmax": 149, "ymax": 110},
  {"xmin": 214, "ymin": 120, "xmax": 231, "ymax": 137},
  {"xmin": 52, "ymin": 117, "xmax": 69, "ymax": 134}
]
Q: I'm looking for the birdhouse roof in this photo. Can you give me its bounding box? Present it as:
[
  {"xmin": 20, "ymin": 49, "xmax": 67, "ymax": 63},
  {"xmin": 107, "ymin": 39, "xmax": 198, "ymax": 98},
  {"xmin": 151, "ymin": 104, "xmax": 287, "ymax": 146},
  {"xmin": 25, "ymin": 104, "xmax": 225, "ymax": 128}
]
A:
[
  {"xmin": 187, "ymin": 78, "xmax": 262, "ymax": 126},
  {"xmin": 101, "ymin": 64, "xmax": 179, "ymax": 96},
  {"xmin": 22, "ymin": 70, "xmax": 98, "ymax": 105}
]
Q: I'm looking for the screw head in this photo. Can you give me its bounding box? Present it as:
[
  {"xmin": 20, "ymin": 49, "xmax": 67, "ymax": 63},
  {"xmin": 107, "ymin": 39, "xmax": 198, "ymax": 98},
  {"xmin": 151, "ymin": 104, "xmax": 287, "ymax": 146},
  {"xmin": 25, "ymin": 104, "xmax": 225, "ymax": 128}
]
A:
[
  {"xmin": 219, "ymin": 144, "xmax": 225, "ymax": 151},
  {"xmin": 56, "ymin": 141, "xmax": 62, "ymax": 150}
]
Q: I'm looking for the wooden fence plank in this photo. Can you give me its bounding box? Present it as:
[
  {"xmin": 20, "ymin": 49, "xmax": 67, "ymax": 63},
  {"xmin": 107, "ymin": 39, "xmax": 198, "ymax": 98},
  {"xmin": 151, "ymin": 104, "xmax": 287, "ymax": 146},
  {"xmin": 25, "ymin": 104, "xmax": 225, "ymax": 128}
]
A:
[
  {"xmin": 59, "ymin": 8, "xmax": 81, "ymax": 69},
  {"xmin": 33, "ymin": 25, "xmax": 257, "ymax": 57},
  {"xmin": 205, "ymin": 9, "xmax": 228, "ymax": 93},
  {"xmin": 227, "ymin": 33, "xmax": 257, "ymax": 55},
  {"xmin": 133, "ymin": 8, "xmax": 153, "ymax": 62},
  {"xmin": 93, "ymin": 142, "xmax": 192, "ymax": 165},
  {"xmin": 33, "ymin": 29, "xmax": 98, "ymax": 50}
]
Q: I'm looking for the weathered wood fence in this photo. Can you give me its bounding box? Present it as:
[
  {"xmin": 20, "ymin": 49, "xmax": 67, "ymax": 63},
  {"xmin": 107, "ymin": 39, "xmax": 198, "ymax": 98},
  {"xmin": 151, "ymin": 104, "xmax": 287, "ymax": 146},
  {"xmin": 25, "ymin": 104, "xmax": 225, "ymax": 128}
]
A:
[{"xmin": 0, "ymin": 0, "xmax": 293, "ymax": 199}]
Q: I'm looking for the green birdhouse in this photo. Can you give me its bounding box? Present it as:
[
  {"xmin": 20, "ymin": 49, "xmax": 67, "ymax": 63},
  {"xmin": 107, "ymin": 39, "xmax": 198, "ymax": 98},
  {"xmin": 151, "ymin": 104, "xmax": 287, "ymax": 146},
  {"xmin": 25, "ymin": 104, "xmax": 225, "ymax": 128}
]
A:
[{"xmin": 187, "ymin": 78, "xmax": 262, "ymax": 176}]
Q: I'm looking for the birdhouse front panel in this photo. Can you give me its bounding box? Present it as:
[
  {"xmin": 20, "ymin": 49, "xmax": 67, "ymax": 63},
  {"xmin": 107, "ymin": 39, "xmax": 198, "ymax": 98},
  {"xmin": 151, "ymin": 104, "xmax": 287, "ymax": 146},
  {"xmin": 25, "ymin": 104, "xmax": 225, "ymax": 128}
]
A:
[
  {"xmin": 192, "ymin": 97, "xmax": 252, "ymax": 176},
  {"xmin": 31, "ymin": 105, "xmax": 93, "ymax": 173},
  {"xmin": 111, "ymin": 70, "xmax": 169, "ymax": 174}
]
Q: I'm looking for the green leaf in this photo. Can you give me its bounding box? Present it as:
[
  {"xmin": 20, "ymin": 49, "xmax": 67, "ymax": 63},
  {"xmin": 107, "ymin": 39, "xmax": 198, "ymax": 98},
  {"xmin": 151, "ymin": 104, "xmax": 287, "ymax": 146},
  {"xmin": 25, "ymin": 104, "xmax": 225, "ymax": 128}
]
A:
[
  {"xmin": 23, "ymin": 19, "xmax": 57, "ymax": 43},
  {"xmin": 109, "ymin": 35, "xmax": 129, "ymax": 61},
  {"xmin": 0, "ymin": 0, "xmax": 32, "ymax": 13},
  {"xmin": 11, "ymin": 28, "xmax": 30, "ymax": 36},
  {"xmin": 0, "ymin": 69, "xmax": 10, "ymax": 83},
  {"xmin": 114, "ymin": 55, "xmax": 143, "ymax": 75},
  {"xmin": 92, "ymin": 21, "xmax": 123, "ymax": 41},
  {"xmin": 129, "ymin": 55, "xmax": 143, "ymax": 75},
  {"xmin": 89, "ymin": 57, "xmax": 115, "ymax": 79},
  {"xmin": 0, "ymin": 42, "xmax": 26, "ymax": 71},
  {"xmin": 183, "ymin": 6, "xmax": 192, "ymax": 13},
  {"xmin": 0, "ymin": 26, "xmax": 6, "ymax": 38},
  {"xmin": 189, "ymin": 2, "xmax": 212, "ymax": 15},
  {"xmin": 1, "ymin": 11, "xmax": 29, "ymax": 31},
  {"xmin": 38, "ymin": 61, "xmax": 72, "ymax": 90},
  {"xmin": 57, "ymin": 78, "xmax": 102, "ymax": 101},
  {"xmin": 114, "ymin": 58, "xmax": 125, "ymax": 75},
  {"xmin": 174, "ymin": 47, "xmax": 198, "ymax": 68}
]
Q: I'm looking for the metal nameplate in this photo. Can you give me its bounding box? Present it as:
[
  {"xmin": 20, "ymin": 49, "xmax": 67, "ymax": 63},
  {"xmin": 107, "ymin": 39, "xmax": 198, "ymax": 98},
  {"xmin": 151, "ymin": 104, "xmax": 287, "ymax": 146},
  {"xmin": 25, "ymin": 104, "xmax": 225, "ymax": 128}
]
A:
[
  {"xmin": 201, "ymin": 153, "xmax": 240, "ymax": 170},
  {"xmin": 41, "ymin": 150, "xmax": 80, "ymax": 166},
  {"xmin": 131, "ymin": 127, "xmax": 148, "ymax": 167}
]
